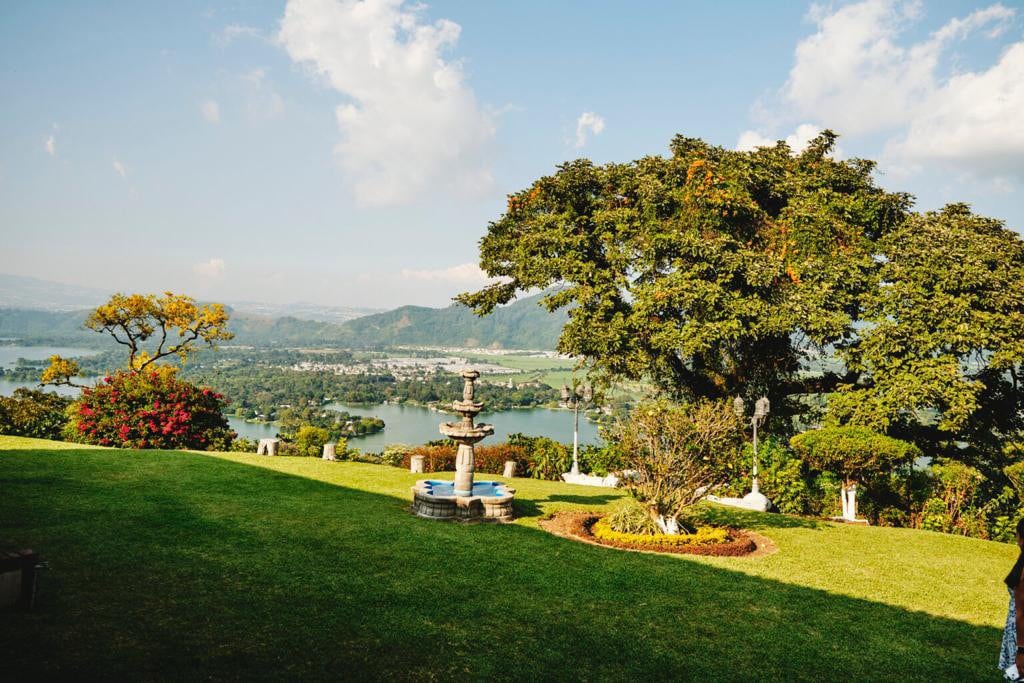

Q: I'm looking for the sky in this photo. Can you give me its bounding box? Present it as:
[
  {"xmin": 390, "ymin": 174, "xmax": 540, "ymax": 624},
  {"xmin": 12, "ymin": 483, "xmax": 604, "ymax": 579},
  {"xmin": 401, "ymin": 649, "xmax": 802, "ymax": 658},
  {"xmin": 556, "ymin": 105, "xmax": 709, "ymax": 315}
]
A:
[{"xmin": 1, "ymin": 0, "xmax": 1022, "ymax": 309}]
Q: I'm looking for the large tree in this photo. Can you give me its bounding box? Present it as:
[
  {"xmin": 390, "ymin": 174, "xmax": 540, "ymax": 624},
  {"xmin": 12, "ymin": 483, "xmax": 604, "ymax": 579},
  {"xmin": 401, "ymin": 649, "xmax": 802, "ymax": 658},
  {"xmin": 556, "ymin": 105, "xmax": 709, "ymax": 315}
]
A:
[
  {"xmin": 458, "ymin": 132, "xmax": 910, "ymax": 425},
  {"xmin": 828, "ymin": 204, "xmax": 1024, "ymax": 475}
]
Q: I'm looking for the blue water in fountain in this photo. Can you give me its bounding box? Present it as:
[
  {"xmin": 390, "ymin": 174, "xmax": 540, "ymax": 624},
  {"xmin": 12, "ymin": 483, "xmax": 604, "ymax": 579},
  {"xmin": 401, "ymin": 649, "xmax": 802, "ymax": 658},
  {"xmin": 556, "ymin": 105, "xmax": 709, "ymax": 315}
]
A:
[{"xmin": 424, "ymin": 480, "xmax": 509, "ymax": 498}]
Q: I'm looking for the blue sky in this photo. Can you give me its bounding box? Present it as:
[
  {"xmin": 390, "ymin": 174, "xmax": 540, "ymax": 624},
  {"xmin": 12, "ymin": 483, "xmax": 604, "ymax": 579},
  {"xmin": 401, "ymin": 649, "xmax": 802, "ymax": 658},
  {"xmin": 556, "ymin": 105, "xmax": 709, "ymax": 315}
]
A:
[{"xmin": 2, "ymin": 0, "xmax": 1022, "ymax": 309}]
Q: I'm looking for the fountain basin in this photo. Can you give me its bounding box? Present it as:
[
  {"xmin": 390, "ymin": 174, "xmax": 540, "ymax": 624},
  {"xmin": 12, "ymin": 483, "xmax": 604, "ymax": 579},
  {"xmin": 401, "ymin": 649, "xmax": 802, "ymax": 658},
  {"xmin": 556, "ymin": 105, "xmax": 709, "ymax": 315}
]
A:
[
  {"xmin": 412, "ymin": 479, "xmax": 515, "ymax": 522},
  {"xmin": 439, "ymin": 422, "xmax": 494, "ymax": 441}
]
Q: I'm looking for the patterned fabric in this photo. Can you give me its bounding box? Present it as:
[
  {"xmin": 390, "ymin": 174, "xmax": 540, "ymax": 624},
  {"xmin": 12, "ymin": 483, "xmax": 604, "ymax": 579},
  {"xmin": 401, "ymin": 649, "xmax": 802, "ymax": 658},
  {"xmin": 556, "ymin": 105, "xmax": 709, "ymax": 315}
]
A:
[{"xmin": 1002, "ymin": 588, "xmax": 1017, "ymax": 677}]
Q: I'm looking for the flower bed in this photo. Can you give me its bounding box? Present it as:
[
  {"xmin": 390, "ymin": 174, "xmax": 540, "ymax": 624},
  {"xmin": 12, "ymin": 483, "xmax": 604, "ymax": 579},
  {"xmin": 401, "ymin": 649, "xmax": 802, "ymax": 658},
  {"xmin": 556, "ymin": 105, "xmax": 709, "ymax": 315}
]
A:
[{"xmin": 540, "ymin": 512, "xmax": 759, "ymax": 557}]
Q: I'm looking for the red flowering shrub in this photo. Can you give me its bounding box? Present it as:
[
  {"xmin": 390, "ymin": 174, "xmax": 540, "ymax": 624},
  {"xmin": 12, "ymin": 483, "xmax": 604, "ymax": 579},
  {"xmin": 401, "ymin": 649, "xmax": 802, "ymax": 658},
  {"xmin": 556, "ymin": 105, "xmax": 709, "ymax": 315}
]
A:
[{"xmin": 65, "ymin": 368, "xmax": 235, "ymax": 450}]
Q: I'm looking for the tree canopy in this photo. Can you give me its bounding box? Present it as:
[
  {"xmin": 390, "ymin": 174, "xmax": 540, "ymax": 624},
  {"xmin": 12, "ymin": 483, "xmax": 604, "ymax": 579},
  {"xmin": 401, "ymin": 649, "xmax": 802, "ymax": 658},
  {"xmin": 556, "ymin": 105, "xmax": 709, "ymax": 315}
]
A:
[
  {"xmin": 458, "ymin": 132, "xmax": 1024, "ymax": 464},
  {"xmin": 458, "ymin": 132, "xmax": 910, "ymax": 420},
  {"xmin": 43, "ymin": 292, "xmax": 233, "ymax": 386}
]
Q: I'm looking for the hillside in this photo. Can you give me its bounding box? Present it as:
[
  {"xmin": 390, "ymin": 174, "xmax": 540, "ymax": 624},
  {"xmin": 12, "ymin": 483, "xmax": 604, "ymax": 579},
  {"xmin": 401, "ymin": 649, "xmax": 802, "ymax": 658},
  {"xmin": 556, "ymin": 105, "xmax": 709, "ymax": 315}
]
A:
[
  {"xmin": 0, "ymin": 292, "xmax": 567, "ymax": 350},
  {"xmin": 0, "ymin": 435, "xmax": 1010, "ymax": 680},
  {"xmin": 335, "ymin": 293, "xmax": 567, "ymax": 349}
]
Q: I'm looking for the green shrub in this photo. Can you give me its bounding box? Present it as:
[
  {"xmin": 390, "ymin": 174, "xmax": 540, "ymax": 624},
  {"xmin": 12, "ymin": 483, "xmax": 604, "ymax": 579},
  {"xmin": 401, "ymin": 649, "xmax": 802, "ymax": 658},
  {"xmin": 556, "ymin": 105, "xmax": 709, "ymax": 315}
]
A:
[
  {"xmin": 295, "ymin": 425, "xmax": 331, "ymax": 457},
  {"xmin": 0, "ymin": 388, "xmax": 72, "ymax": 440},
  {"xmin": 791, "ymin": 426, "xmax": 920, "ymax": 485},
  {"xmin": 926, "ymin": 459, "xmax": 985, "ymax": 534},
  {"xmin": 578, "ymin": 442, "xmax": 623, "ymax": 477},
  {"xmin": 720, "ymin": 437, "xmax": 809, "ymax": 514},
  {"xmin": 381, "ymin": 444, "xmax": 411, "ymax": 467},
  {"xmin": 507, "ymin": 433, "xmax": 571, "ymax": 480},
  {"xmin": 606, "ymin": 499, "xmax": 660, "ymax": 535},
  {"xmin": 230, "ymin": 437, "xmax": 257, "ymax": 453},
  {"xmin": 807, "ymin": 471, "xmax": 843, "ymax": 517}
]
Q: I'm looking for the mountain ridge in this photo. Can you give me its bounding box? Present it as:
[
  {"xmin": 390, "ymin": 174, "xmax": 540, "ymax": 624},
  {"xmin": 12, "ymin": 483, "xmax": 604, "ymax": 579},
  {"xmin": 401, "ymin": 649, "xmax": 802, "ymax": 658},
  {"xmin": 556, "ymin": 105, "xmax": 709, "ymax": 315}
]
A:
[{"xmin": 0, "ymin": 293, "xmax": 566, "ymax": 350}]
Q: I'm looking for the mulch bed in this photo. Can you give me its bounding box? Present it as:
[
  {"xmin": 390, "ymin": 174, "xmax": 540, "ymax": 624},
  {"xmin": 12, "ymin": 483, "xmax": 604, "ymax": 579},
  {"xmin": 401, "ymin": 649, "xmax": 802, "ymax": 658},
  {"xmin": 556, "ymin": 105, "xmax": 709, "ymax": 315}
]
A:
[{"xmin": 539, "ymin": 511, "xmax": 773, "ymax": 558}]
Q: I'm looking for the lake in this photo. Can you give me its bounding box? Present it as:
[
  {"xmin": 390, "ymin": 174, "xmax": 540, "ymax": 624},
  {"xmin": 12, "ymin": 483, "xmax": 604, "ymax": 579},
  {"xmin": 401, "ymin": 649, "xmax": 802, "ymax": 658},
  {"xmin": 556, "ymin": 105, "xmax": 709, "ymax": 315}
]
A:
[
  {"xmin": 0, "ymin": 366, "xmax": 603, "ymax": 449},
  {"xmin": 0, "ymin": 345, "xmax": 97, "ymax": 369},
  {"xmin": 229, "ymin": 401, "xmax": 602, "ymax": 451}
]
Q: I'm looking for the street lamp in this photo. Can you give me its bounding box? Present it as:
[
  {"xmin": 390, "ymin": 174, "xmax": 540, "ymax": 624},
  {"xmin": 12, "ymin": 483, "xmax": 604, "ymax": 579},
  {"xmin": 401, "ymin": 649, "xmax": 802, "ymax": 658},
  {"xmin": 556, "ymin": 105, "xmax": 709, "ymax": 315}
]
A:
[
  {"xmin": 561, "ymin": 382, "xmax": 593, "ymax": 475},
  {"xmin": 733, "ymin": 395, "xmax": 771, "ymax": 509}
]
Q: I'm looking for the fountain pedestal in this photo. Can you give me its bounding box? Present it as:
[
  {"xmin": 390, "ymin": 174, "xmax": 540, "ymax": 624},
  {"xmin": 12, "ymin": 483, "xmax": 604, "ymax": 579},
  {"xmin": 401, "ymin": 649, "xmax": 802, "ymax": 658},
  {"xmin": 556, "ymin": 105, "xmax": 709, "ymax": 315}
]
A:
[{"xmin": 411, "ymin": 370, "xmax": 515, "ymax": 522}]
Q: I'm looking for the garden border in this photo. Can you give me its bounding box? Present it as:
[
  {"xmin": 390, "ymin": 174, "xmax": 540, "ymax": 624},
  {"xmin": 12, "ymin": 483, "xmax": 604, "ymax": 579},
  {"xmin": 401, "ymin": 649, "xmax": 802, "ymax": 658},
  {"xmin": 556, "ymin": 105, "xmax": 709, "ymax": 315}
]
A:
[{"xmin": 538, "ymin": 511, "xmax": 777, "ymax": 558}]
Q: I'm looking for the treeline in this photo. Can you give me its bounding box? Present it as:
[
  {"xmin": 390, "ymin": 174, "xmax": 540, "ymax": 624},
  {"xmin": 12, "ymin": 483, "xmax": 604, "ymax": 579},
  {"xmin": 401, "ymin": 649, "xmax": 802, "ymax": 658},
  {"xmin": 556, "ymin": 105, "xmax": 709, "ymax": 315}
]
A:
[
  {"xmin": 185, "ymin": 364, "xmax": 559, "ymax": 422},
  {"xmin": 275, "ymin": 405, "xmax": 384, "ymax": 440}
]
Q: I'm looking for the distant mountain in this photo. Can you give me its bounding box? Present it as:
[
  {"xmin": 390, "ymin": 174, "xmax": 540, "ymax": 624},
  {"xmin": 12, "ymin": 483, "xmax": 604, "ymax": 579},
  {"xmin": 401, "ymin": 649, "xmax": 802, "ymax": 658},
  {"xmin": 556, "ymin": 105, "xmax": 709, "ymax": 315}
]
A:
[
  {"xmin": 0, "ymin": 293, "xmax": 567, "ymax": 350},
  {"xmin": 336, "ymin": 293, "xmax": 566, "ymax": 349},
  {"xmin": 0, "ymin": 274, "xmax": 108, "ymax": 311},
  {"xmin": 0, "ymin": 308, "xmax": 101, "ymax": 346},
  {"xmin": 0, "ymin": 273, "xmax": 380, "ymax": 325},
  {"xmin": 221, "ymin": 301, "xmax": 382, "ymax": 324}
]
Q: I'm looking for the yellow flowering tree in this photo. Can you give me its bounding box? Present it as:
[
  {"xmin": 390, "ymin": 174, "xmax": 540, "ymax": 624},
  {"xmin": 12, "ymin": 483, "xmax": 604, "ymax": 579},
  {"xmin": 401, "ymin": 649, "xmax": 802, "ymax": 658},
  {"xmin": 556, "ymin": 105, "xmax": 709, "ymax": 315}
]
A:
[{"xmin": 42, "ymin": 292, "xmax": 233, "ymax": 384}]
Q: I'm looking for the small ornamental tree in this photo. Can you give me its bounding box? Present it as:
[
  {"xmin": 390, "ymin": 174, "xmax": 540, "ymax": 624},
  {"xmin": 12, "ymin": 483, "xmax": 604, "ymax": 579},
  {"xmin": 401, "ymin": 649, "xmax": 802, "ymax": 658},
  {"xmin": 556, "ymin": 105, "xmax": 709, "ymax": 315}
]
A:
[
  {"xmin": 65, "ymin": 368, "xmax": 234, "ymax": 451},
  {"xmin": 610, "ymin": 399, "xmax": 744, "ymax": 534},
  {"xmin": 42, "ymin": 292, "xmax": 232, "ymax": 385},
  {"xmin": 790, "ymin": 426, "xmax": 920, "ymax": 522}
]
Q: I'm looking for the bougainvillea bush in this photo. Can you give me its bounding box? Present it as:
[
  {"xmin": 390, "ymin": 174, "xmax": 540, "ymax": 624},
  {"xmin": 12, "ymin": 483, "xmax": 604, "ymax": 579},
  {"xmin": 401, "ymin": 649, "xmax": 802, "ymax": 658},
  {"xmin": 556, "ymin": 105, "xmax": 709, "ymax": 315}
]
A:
[{"xmin": 65, "ymin": 368, "xmax": 234, "ymax": 450}]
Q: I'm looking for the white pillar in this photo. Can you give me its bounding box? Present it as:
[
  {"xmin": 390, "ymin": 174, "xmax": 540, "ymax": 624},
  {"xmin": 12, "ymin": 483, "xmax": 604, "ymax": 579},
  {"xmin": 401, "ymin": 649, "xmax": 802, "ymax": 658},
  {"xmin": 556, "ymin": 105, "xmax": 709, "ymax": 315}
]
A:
[{"xmin": 846, "ymin": 483, "xmax": 858, "ymax": 521}]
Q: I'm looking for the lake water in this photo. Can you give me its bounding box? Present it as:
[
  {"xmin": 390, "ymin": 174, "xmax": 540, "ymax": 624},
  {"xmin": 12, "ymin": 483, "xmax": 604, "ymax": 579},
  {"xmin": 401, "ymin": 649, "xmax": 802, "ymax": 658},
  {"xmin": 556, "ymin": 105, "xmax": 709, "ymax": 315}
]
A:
[
  {"xmin": 1, "ymin": 367, "xmax": 602, "ymax": 449},
  {"xmin": 229, "ymin": 401, "xmax": 602, "ymax": 451},
  {"xmin": 0, "ymin": 345, "xmax": 97, "ymax": 368}
]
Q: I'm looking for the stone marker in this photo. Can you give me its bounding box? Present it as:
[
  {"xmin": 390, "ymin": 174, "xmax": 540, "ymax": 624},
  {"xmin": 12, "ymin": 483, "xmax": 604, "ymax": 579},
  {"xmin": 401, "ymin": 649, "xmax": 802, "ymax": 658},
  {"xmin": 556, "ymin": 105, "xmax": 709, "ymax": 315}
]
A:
[
  {"xmin": 256, "ymin": 438, "xmax": 280, "ymax": 456},
  {"xmin": 410, "ymin": 455, "xmax": 425, "ymax": 474},
  {"xmin": 322, "ymin": 442, "xmax": 337, "ymax": 461},
  {"xmin": 503, "ymin": 460, "xmax": 517, "ymax": 478}
]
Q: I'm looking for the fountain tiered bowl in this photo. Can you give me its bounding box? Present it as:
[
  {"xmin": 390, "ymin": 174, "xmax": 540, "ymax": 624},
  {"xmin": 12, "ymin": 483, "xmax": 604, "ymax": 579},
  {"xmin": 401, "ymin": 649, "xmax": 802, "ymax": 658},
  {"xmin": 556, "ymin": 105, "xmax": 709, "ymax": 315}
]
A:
[{"xmin": 411, "ymin": 370, "xmax": 515, "ymax": 522}]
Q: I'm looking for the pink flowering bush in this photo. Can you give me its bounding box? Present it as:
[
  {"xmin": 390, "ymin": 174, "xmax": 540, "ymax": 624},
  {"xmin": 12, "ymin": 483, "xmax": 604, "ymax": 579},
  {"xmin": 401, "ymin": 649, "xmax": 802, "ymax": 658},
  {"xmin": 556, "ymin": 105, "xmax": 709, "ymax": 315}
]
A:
[{"xmin": 65, "ymin": 369, "xmax": 235, "ymax": 450}]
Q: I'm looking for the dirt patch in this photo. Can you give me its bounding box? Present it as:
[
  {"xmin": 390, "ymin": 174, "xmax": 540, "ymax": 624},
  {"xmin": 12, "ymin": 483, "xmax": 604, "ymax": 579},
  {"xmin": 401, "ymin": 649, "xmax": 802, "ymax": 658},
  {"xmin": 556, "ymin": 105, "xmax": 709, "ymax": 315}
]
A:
[{"xmin": 539, "ymin": 511, "xmax": 776, "ymax": 558}]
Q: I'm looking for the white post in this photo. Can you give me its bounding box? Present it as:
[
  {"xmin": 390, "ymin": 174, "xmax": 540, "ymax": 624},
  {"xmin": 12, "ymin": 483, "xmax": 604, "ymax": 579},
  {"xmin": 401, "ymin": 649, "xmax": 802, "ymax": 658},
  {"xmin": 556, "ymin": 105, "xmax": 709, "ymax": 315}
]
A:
[
  {"xmin": 840, "ymin": 484, "xmax": 849, "ymax": 519},
  {"xmin": 751, "ymin": 416, "xmax": 760, "ymax": 494},
  {"xmin": 570, "ymin": 399, "xmax": 580, "ymax": 475},
  {"xmin": 847, "ymin": 483, "xmax": 858, "ymax": 521}
]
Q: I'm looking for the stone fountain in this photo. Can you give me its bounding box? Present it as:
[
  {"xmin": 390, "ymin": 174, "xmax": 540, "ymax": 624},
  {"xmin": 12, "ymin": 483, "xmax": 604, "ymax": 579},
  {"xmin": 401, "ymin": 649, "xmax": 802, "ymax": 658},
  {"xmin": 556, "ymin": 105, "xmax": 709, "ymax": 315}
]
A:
[{"xmin": 411, "ymin": 370, "xmax": 515, "ymax": 522}]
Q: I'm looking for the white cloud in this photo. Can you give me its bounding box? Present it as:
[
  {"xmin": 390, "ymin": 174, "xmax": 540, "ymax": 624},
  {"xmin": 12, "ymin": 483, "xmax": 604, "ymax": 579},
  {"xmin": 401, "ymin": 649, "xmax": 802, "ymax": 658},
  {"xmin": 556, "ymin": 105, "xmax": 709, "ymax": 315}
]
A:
[
  {"xmin": 751, "ymin": 0, "xmax": 1020, "ymax": 179},
  {"xmin": 44, "ymin": 134, "xmax": 56, "ymax": 157},
  {"xmin": 194, "ymin": 258, "xmax": 226, "ymax": 279},
  {"xmin": 400, "ymin": 263, "xmax": 490, "ymax": 283},
  {"xmin": 886, "ymin": 42, "xmax": 1024, "ymax": 178},
  {"xmin": 574, "ymin": 111, "xmax": 605, "ymax": 148},
  {"xmin": 112, "ymin": 159, "xmax": 128, "ymax": 178},
  {"xmin": 278, "ymin": 0, "xmax": 496, "ymax": 206},
  {"xmin": 219, "ymin": 24, "xmax": 262, "ymax": 46},
  {"xmin": 201, "ymin": 100, "xmax": 221, "ymax": 123},
  {"xmin": 735, "ymin": 123, "xmax": 829, "ymax": 153}
]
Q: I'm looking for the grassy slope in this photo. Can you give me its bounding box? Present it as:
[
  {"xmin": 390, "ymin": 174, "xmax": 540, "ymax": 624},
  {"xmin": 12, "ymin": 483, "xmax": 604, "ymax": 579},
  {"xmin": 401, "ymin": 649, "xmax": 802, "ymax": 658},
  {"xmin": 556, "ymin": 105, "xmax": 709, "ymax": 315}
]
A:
[{"xmin": 0, "ymin": 435, "xmax": 1012, "ymax": 681}]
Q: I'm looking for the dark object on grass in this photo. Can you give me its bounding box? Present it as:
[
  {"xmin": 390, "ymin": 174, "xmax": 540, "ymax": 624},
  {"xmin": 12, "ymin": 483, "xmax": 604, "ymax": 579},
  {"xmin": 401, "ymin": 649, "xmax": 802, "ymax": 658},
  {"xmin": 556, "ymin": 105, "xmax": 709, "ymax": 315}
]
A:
[{"xmin": 0, "ymin": 549, "xmax": 42, "ymax": 611}]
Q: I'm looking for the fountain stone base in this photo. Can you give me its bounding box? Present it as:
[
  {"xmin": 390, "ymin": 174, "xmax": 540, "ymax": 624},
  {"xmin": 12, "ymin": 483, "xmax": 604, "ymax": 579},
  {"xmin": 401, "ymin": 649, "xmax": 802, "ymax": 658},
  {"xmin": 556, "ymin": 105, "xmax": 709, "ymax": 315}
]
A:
[{"xmin": 411, "ymin": 480, "xmax": 515, "ymax": 522}]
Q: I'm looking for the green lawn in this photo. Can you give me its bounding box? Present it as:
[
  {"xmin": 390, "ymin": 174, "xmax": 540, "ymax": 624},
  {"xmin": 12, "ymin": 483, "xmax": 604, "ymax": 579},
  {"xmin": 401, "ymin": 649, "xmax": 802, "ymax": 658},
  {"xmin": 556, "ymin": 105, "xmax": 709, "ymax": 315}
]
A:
[{"xmin": 0, "ymin": 435, "xmax": 1013, "ymax": 681}]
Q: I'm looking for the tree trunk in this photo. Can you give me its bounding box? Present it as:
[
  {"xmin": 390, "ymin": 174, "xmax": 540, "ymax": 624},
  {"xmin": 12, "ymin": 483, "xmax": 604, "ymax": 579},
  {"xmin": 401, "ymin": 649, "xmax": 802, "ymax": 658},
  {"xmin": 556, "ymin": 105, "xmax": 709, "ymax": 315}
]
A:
[{"xmin": 656, "ymin": 514, "xmax": 679, "ymax": 535}]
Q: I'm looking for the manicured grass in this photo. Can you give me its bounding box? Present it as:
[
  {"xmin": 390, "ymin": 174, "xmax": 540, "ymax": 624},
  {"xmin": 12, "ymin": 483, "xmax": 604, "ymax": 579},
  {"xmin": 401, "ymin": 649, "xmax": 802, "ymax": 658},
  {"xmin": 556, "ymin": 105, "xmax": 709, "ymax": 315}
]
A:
[{"xmin": 0, "ymin": 435, "xmax": 1013, "ymax": 681}]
